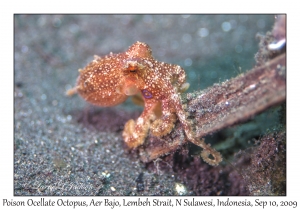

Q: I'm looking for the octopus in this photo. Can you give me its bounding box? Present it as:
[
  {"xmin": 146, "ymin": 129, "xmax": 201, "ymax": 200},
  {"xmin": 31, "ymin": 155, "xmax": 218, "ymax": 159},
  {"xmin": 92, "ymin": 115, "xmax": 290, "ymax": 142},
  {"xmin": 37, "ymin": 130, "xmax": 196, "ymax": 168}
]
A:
[{"xmin": 67, "ymin": 41, "xmax": 222, "ymax": 165}]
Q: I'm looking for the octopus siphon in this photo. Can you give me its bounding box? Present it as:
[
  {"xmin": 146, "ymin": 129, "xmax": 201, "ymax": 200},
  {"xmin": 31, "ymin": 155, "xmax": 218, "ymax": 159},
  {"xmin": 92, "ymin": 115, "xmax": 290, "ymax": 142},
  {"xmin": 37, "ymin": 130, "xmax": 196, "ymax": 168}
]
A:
[{"xmin": 67, "ymin": 41, "xmax": 222, "ymax": 165}]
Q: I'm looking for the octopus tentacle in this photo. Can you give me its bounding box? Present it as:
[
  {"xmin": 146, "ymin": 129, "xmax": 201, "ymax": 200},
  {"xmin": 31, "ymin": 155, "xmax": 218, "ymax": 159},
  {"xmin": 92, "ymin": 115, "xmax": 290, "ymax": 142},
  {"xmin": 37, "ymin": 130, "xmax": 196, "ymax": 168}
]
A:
[
  {"xmin": 122, "ymin": 100, "xmax": 157, "ymax": 148},
  {"xmin": 187, "ymin": 138, "xmax": 223, "ymax": 166},
  {"xmin": 168, "ymin": 86, "xmax": 223, "ymax": 165},
  {"xmin": 151, "ymin": 112, "xmax": 177, "ymax": 137}
]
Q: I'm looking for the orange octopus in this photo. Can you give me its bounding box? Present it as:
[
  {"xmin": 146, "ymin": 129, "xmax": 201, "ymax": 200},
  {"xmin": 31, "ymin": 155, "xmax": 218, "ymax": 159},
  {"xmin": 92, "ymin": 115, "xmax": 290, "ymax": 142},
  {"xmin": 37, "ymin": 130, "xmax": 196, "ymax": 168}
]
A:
[{"xmin": 67, "ymin": 41, "xmax": 222, "ymax": 165}]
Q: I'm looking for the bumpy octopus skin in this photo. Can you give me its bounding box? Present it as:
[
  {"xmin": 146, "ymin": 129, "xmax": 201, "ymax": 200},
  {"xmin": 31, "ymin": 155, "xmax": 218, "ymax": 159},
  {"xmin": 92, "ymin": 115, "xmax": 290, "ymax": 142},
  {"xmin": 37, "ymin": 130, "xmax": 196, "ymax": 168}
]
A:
[{"xmin": 68, "ymin": 41, "xmax": 222, "ymax": 165}]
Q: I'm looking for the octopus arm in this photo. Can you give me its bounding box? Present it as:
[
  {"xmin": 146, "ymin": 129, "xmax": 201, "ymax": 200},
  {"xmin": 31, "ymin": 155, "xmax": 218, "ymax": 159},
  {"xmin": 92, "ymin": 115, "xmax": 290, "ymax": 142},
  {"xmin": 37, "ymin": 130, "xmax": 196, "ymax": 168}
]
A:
[
  {"xmin": 168, "ymin": 86, "xmax": 223, "ymax": 165},
  {"xmin": 123, "ymin": 99, "xmax": 158, "ymax": 148}
]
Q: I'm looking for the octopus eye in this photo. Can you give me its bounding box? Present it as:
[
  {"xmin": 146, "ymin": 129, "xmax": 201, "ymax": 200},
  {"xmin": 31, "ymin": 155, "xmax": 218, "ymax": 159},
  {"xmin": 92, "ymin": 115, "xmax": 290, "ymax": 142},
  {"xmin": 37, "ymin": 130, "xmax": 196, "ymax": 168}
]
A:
[{"xmin": 142, "ymin": 89, "xmax": 153, "ymax": 99}]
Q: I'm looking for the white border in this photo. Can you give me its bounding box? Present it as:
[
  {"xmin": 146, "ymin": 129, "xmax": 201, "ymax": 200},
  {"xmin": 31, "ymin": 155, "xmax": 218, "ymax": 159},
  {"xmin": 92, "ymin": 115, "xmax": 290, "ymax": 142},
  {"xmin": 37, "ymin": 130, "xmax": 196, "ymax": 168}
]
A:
[{"xmin": 2, "ymin": 1, "xmax": 299, "ymax": 209}]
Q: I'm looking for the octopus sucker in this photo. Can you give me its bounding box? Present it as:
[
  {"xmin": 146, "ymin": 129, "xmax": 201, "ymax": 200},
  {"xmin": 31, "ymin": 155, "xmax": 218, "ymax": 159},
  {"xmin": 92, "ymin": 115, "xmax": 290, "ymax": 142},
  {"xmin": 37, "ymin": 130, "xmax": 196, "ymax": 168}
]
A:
[{"xmin": 68, "ymin": 41, "xmax": 222, "ymax": 165}]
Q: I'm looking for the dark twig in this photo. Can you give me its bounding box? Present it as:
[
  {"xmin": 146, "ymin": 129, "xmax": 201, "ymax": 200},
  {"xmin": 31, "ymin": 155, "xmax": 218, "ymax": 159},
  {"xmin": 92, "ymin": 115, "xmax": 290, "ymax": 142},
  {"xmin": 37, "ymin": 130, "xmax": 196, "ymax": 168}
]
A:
[{"xmin": 139, "ymin": 53, "xmax": 286, "ymax": 162}]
